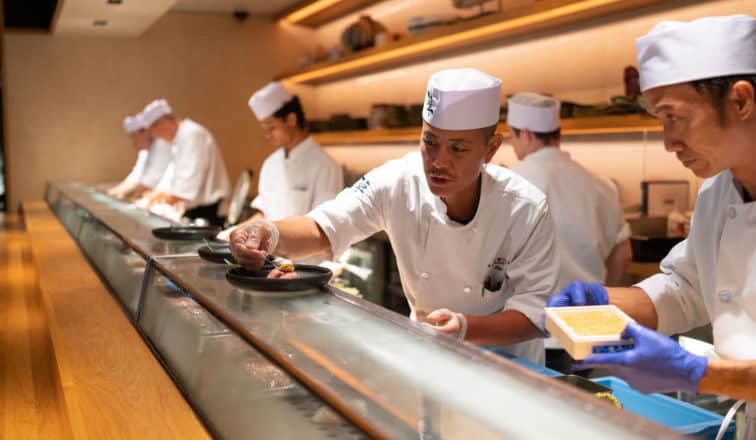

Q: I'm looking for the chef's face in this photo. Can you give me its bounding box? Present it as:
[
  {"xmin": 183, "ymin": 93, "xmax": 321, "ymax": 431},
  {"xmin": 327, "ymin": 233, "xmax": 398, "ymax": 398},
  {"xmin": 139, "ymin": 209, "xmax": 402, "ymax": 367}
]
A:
[
  {"xmin": 259, "ymin": 114, "xmax": 296, "ymax": 149},
  {"xmin": 644, "ymin": 82, "xmax": 740, "ymax": 178},
  {"xmin": 130, "ymin": 129, "xmax": 151, "ymax": 150},
  {"xmin": 420, "ymin": 122, "xmax": 501, "ymax": 198}
]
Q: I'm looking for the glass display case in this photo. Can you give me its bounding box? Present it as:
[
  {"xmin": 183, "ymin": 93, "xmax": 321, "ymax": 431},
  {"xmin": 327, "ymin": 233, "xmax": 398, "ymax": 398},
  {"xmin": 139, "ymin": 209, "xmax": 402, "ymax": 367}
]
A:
[{"xmin": 43, "ymin": 181, "xmax": 689, "ymax": 440}]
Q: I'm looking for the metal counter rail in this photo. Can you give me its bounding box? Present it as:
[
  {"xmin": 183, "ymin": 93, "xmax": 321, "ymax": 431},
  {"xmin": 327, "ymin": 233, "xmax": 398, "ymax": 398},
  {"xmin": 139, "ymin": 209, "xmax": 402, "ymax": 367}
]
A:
[{"xmin": 44, "ymin": 181, "xmax": 687, "ymax": 439}]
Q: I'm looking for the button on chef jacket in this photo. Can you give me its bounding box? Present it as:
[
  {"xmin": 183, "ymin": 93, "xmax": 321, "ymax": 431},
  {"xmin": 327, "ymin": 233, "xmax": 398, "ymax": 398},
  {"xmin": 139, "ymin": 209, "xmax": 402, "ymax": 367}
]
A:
[
  {"xmin": 251, "ymin": 135, "xmax": 343, "ymax": 221},
  {"xmin": 308, "ymin": 152, "xmax": 559, "ymax": 364},
  {"xmin": 511, "ymin": 147, "xmax": 631, "ymax": 288},
  {"xmin": 636, "ymin": 170, "xmax": 756, "ymax": 431},
  {"xmin": 154, "ymin": 119, "xmax": 230, "ymax": 209},
  {"xmin": 124, "ymin": 139, "xmax": 173, "ymax": 188}
]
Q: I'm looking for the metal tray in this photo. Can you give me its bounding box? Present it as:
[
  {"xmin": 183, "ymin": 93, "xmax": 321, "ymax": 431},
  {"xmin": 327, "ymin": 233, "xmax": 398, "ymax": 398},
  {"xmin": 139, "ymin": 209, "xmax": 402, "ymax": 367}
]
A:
[
  {"xmin": 226, "ymin": 265, "xmax": 332, "ymax": 291},
  {"xmin": 151, "ymin": 226, "xmax": 221, "ymax": 241}
]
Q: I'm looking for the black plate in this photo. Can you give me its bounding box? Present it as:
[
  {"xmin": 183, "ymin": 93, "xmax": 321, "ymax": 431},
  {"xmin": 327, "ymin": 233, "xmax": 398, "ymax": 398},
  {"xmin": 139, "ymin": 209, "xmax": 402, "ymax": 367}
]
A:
[
  {"xmin": 226, "ymin": 265, "xmax": 332, "ymax": 291},
  {"xmin": 198, "ymin": 245, "xmax": 235, "ymax": 264},
  {"xmin": 152, "ymin": 226, "xmax": 221, "ymax": 241}
]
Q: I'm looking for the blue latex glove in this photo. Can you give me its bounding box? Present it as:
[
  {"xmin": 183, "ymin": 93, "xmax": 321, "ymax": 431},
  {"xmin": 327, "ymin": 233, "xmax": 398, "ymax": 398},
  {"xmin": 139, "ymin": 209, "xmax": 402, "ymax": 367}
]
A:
[
  {"xmin": 546, "ymin": 280, "xmax": 609, "ymax": 307},
  {"xmin": 574, "ymin": 322, "xmax": 708, "ymax": 394}
]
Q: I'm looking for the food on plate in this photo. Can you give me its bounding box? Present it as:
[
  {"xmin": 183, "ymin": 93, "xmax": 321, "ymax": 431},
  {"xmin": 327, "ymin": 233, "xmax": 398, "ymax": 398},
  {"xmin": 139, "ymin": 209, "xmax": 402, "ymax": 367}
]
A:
[
  {"xmin": 555, "ymin": 308, "xmax": 627, "ymax": 336},
  {"xmin": 266, "ymin": 268, "xmax": 301, "ymax": 279},
  {"xmin": 593, "ymin": 392, "xmax": 623, "ymax": 409},
  {"xmin": 274, "ymin": 257, "xmax": 295, "ymax": 273}
]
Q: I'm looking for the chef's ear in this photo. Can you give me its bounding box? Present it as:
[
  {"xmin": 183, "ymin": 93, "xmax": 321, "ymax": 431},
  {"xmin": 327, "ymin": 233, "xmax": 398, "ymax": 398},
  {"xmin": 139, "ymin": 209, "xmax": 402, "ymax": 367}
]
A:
[
  {"xmin": 285, "ymin": 112, "xmax": 299, "ymax": 129},
  {"xmin": 730, "ymin": 80, "xmax": 755, "ymax": 121},
  {"xmin": 485, "ymin": 133, "xmax": 503, "ymax": 163}
]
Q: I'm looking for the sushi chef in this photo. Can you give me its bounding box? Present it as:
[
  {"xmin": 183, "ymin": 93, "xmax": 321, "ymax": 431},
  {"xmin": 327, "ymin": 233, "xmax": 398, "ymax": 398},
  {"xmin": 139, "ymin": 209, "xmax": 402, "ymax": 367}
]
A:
[
  {"xmin": 507, "ymin": 93, "xmax": 632, "ymax": 287},
  {"xmin": 247, "ymin": 82, "xmax": 343, "ymax": 222},
  {"xmin": 231, "ymin": 68, "xmax": 560, "ymax": 364},
  {"xmin": 108, "ymin": 112, "xmax": 172, "ymax": 200},
  {"xmin": 141, "ymin": 98, "xmax": 231, "ymax": 226},
  {"xmin": 546, "ymin": 15, "xmax": 756, "ymax": 435}
]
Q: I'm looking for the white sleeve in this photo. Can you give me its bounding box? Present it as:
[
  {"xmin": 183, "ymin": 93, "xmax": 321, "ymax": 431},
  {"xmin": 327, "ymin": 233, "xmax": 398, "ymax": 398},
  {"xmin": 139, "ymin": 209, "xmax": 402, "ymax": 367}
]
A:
[
  {"xmin": 306, "ymin": 164, "xmax": 390, "ymax": 258},
  {"xmin": 250, "ymin": 159, "xmax": 269, "ymax": 214},
  {"xmin": 500, "ymin": 199, "xmax": 560, "ymax": 330},
  {"xmin": 635, "ymin": 238, "xmax": 710, "ymax": 335},
  {"xmin": 170, "ymin": 134, "xmax": 210, "ymax": 202},
  {"xmin": 124, "ymin": 150, "xmax": 148, "ymax": 184},
  {"xmin": 310, "ymin": 158, "xmax": 344, "ymax": 210}
]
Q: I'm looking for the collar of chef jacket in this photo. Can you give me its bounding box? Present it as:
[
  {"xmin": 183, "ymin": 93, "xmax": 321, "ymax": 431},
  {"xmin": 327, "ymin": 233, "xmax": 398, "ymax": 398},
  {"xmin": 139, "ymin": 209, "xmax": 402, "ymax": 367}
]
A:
[
  {"xmin": 519, "ymin": 145, "xmax": 565, "ymax": 164},
  {"xmin": 283, "ymin": 135, "xmax": 317, "ymax": 163}
]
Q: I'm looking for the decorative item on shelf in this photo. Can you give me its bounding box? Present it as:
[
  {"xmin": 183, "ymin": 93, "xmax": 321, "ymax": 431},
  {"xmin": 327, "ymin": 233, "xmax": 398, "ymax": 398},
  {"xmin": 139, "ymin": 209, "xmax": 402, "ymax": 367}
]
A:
[
  {"xmin": 308, "ymin": 119, "xmax": 332, "ymax": 133},
  {"xmin": 407, "ymin": 103, "xmax": 424, "ymax": 127},
  {"xmin": 329, "ymin": 113, "xmax": 368, "ymax": 131},
  {"xmin": 451, "ymin": 0, "xmax": 500, "ymax": 19},
  {"xmin": 407, "ymin": 14, "xmax": 458, "ymax": 35},
  {"xmin": 368, "ymin": 104, "xmax": 388, "ymax": 130},
  {"xmin": 624, "ymin": 66, "xmax": 641, "ymax": 100},
  {"xmin": 385, "ymin": 104, "xmax": 409, "ymax": 128},
  {"xmin": 341, "ymin": 15, "xmax": 388, "ymax": 52}
]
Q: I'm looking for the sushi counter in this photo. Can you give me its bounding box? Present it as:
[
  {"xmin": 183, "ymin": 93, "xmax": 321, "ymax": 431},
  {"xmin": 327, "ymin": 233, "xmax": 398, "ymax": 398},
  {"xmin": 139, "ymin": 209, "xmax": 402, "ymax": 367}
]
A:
[{"xmin": 30, "ymin": 181, "xmax": 729, "ymax": 439}]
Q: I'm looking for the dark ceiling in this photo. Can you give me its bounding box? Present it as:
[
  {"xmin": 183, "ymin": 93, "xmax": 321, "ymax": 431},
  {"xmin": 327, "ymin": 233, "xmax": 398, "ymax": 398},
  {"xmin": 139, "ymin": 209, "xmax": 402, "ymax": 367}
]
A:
[{"xmin": 4, "ymin": 0, "xmax": 59, "ymax": 30}]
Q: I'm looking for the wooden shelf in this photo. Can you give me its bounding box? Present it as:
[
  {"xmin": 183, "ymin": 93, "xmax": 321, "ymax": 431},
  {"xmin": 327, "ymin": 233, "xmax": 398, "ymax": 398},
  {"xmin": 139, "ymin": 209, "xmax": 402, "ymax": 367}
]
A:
[
  {"xmin": 313, "ymin": 114, "xmax": 661, "ymax": 145},
  {"xmin": 278, "ymin": 0, "xmax": 381, "ymax": 28},
  {"xmin": 279, "ymin": 0, "xmax": 675, "ymax": 84}
]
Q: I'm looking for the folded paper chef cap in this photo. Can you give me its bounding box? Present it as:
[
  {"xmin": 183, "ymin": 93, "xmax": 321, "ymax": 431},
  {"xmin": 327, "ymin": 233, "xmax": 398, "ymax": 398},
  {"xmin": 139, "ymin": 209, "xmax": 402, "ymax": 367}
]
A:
[
  {"xmin": 636, "ymin": 15, "xmax": 756, "ymax": 92},
  {"xmin": 141, "ymin": 99, "xmax": 173, "ymax": 126},
  {"xmin": 506, "ymin": 93, "xmax": 560, "ymax": 133},
  {"xmin": 123, "ymin": 113, "xmax": 146, "ymax": 133},
  {"xmin": 422, "ymin": 68, "xmax": 502, "ymax": 130},
  {"xmin": 248, "ymin": 82, "xmax": 293, "ymax": 121}
]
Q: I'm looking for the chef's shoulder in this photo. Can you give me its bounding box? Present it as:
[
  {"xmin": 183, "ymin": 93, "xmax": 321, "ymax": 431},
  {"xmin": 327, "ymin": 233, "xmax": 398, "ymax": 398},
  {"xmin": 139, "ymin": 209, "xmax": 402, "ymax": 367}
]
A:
[
  {"xmin": 178, "ymin": 119, "xmax": 214, "ymax": 146},
  {"xmin": 349, "ymin": 152, "xmax": 418, "ymax": 197},
  {"xmin": 694, "ymin": 169, "xmax": 740, "ymax": 212},
  {"xmin": 486, "ymin": 164, "xmax": 548, "ymax": 216}
]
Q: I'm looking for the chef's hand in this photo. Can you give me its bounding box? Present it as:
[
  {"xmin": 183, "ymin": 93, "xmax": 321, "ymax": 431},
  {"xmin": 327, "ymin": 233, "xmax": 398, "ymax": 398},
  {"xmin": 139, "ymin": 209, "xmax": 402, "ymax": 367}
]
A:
[
  {"xmin": 229, "ymin": 218, "xmax": 279, "ymax": 271},
  {"xmin": 426, "ymin": 308, "xmax": 468, "ymax": 340},
  {"xmin": 574, "ymin": 322, "xmax": 708, "ymax": 394},
  {"xmin": 546, "ymin": 280, "xmax": 609, "ymax": 307}
]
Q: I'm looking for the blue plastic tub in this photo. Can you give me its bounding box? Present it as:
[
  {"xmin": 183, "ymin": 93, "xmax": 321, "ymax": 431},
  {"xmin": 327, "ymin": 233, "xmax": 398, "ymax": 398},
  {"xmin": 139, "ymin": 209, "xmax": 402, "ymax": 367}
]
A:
[
  {"xmin": 494, "ymin": 350, "xmax": 735, "ymax": 439},
  {"xmin": 592, "ymin": 377, "xmax": 734, "ymax": 440}
]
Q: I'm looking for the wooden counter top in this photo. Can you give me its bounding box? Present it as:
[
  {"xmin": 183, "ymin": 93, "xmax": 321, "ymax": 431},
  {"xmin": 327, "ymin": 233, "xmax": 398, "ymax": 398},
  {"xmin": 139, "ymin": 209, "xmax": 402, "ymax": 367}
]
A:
[{"xmin": 22, "ymin": 202, "xmax": 210, "ymax": 439}]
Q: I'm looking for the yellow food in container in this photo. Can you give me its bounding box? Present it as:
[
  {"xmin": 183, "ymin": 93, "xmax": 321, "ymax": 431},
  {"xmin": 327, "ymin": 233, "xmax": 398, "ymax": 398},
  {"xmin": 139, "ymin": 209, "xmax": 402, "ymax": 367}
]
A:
[{"xmin": 544, "ymin": 305, "xmax": 635, "ymax": 360}]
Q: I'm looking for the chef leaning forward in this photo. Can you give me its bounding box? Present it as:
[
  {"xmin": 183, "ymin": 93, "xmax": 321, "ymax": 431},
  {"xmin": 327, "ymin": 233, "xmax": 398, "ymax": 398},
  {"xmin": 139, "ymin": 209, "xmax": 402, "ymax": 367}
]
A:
[
  {"xmin": 230, "ymin": 68, "xmax": 560, "ymax": 364},
  {"xmin": 108, "ymin": 111, "xmax": 173, "ymax": 201},
  {"xmin": 141, "ymin": 98, "xmax": 231, "ymax": 226},
  {"xmin": 547, "ymin": 15, "xmax": 756, "ymax": 437},
  {"xmin": 248, "ymin": 82, "xmax": 343, "ymax": 222}
]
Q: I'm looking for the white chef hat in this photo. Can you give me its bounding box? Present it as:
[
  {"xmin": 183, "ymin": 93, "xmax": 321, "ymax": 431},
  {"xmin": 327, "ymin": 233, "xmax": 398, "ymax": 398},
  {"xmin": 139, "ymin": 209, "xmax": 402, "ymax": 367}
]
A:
[
  {"xmin": 422, "ymin": 68, "xmax": 501, "ymax": 130},
  {"xmin": 506, "ymin": 93, "xmax": 560, "ymax": 133},
  {"xmin": 636, "ymin": 15, "xmax": 756, "ymax": 92},
  {"xmin": 141, "ymin": 99, "xmax": 173, "ymax": 126},
  {"xmin": 123, "ymin": 113, "xmax": 146, "ymax": 134},
  {"xmin": 248, "ymin": 82, "xmax": 293, "ymax": 121}
]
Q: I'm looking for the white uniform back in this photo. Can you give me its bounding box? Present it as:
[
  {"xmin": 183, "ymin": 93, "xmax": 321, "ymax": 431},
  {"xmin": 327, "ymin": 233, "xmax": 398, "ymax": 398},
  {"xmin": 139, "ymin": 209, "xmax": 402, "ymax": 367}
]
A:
[{"xmin": 512, "ymin": 147, "xmax": 630, "ymax": 288}]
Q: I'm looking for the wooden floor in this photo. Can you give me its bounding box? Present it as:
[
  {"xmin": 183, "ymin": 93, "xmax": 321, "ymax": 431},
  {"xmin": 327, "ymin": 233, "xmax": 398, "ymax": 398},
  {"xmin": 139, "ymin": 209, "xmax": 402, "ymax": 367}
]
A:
[{"xmin": 0, "ymin": 213, "xmax": 72, "ymax": 439}]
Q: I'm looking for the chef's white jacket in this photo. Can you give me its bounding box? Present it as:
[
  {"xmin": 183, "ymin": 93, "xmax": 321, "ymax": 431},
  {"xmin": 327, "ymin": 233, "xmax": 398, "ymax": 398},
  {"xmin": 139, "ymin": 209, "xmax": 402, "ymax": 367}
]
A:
[
  {"xmin": 308, "ymin": 152, "xmax": 559, "ymax": 364},
  {"xmin": 124, "ymin": 140, "xmax": 173, "ymax": 188},
  {"xmin": 124, "ymin": 149, "xmax": 148, "ymax": 185},
  {"xmin": 511, "ymin": 147, "xmax": 631, "ymax": 288},
  {"xmin": 251, "ymin": 136, "xmax": 343, "ymax": 221},
  {"xmin": 155, "ymin": 119, "xmax": 230, "ymax": 209},
  {"xmin": 636, "ymin": 170, "xmax": 755, "ymax": 428}
]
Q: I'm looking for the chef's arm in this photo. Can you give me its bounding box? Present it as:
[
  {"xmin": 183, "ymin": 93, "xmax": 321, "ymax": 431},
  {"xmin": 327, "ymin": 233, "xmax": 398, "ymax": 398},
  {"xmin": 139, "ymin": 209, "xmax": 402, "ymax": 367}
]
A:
[
  {"xmin": 604, "ymin": 239, "xmax": 632, "ymax": 286},
  {"xmin": 699, "ymin": 359, "xmax": 756, "ymax": 401},
  {"xmin": 607, "ymin": 286, "xmax": 659, "ymax": 330},
  {"xmin": 464, "ymin": 310, "xmax": 543, "ymax": 346},
  {"xmin": 273, "ymin": 216, "xmax": 332, "ymax": 259}
]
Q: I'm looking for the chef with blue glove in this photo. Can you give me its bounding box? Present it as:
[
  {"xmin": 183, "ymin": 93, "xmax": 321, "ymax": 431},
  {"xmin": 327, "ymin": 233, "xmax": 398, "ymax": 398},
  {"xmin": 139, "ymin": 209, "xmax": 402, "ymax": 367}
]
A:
[{"xmin": 546, "ymin": 15, "xmax": 756, "ymax": 436}]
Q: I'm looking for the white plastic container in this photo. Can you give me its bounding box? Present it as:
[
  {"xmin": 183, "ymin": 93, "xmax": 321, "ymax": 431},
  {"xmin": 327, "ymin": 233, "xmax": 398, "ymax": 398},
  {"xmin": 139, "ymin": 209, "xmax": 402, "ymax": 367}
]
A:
[{"xmin": 544, "ymin": 305, "xmax": 635, "ymax": 360}]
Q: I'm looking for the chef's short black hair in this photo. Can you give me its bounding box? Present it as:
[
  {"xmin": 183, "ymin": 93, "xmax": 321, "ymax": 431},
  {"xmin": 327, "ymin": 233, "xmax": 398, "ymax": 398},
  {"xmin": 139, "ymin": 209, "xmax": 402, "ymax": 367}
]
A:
[
  {"xmin": 511, "ymin": 126, "xmax": 561, "ymax": 145},
  {"xmin": 273, "ymin": 95, "xmax": 307, "ymax": 130},
  {"xmin": 691, "ymin": 74, "xmax": 756, "ymax": 124}
]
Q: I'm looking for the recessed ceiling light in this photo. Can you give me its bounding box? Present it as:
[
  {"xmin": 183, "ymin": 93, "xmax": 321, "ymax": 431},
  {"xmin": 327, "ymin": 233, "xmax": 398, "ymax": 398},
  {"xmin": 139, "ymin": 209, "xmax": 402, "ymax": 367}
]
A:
[{"xmin": 93, "ymin": 19, "xmax": 108, "ymax": 26}]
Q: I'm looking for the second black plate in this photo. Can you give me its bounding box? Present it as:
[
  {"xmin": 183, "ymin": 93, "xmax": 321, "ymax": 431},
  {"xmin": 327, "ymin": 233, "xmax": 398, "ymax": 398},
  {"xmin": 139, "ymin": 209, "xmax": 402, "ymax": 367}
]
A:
[
  {"xmin": 226, "ymin": 265, "xmax": 332, "ymax": 292},
  {"xmin": 152, "ymin": 226, "xmax": 221, "ymax": 241}
]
